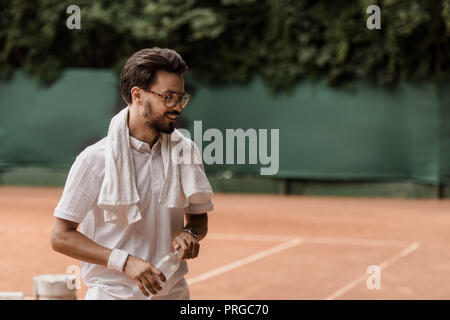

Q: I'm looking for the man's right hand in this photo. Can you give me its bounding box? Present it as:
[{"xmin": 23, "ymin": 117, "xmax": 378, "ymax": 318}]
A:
[{"xmin": 123, "ymin": 255, "xmax": 167, "ymax": 296}]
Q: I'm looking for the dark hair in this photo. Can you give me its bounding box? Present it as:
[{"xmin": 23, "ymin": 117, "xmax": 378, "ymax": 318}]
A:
[{"xmin": 120, "ymin": 47, "xmax": 188, "ymax": 104}]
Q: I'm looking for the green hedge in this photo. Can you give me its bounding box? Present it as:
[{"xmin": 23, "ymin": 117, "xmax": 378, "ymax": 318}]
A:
[{"xmin": 1, "ymin": 0, "xmax": 449, "ymax": 90}]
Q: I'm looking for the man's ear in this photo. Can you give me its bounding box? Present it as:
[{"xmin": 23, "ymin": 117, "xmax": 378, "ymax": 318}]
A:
[{"xmin": 130, "ymin": 86, "xmax": 142, "ymax": 105}]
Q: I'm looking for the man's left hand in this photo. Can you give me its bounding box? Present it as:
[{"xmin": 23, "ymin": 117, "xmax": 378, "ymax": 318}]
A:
[{"xmin": 172, "ymin": 231, "xmax": 199, "ymax": 260}]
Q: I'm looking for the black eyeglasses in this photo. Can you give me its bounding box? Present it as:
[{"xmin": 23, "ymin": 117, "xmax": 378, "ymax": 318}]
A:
[{"xmin": 141, "ymin": 88, "xmax": 190, "ymax": 109}]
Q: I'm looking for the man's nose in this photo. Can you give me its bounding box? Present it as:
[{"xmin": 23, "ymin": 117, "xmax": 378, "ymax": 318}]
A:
[{"xmin": 171, "ymin": 103, "xmax": 183, "ymax": 113}]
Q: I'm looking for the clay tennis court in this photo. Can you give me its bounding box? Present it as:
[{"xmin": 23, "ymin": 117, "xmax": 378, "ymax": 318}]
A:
[{"xmin": 1, "ymin": 185, "xmax": 449, "ymax": 299}]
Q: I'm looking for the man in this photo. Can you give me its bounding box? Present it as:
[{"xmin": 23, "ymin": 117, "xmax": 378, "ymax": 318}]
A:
[{"xmin": 50, "ymin": 48, "xmax": 214, "ymax": 300}]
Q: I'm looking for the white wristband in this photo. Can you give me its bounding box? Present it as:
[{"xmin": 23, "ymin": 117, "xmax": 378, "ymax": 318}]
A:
[{"xmin": 107, "ymin": 249, "xmax": 129, "ymax": 272}]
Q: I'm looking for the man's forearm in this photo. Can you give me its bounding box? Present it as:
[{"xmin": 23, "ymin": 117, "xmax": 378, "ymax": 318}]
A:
[
  {"xmin": 51, "ymin": 230, "xmax": 112, "ymax": 266},
  {"xmin": 184, "ymin": 213, "xmax": 208, "ymax": 241}
]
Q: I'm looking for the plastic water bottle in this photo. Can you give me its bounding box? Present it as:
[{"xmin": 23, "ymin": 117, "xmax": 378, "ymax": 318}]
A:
[
  {"xmin": 132, "ymin": 249, "xmax": 182, "ymax": 299},
  {"xmin": 154, "ymin": 248, "xmax": 182, "ymax": 284}
]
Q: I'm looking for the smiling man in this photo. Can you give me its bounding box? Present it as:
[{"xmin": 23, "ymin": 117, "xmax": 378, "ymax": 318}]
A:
[{"xmin": 50, "ymin": 48, "xmax": 214, "ymax": 300}]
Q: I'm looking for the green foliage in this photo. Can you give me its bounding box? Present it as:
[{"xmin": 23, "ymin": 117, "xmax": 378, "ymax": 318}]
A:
[{"xmin": 1, "ymin": 0, "xmax": 449, "ymax": 89}]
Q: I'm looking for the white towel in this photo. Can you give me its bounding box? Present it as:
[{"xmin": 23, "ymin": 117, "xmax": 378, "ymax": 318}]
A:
[
  {"xmin": 97, "ymin": 106, "xmax": 213, "ymax": 225},
  {"xmin": 159, "ymin": 127, "xmax": 213, "ymax": 208}
]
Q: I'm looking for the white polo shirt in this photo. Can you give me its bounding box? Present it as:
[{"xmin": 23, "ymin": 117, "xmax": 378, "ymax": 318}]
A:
[{"xmin": 54, "ymin": 134, "xmax": 214, "ymax": 299}]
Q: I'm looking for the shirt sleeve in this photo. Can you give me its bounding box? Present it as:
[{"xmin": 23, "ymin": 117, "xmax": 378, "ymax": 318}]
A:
[
  {"xmin": 181, "ymin": 141, "xmax": 214, "ymax": 214},
  {"xmin": 54, "ymin": 155, "xmax": 102, "ymax": 224},
  {"xmin": 185, "ymin": 199, "xmax": 214, "ymax": 214}
]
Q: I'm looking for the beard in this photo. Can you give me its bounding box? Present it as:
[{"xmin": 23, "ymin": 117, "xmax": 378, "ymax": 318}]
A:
[
  {"xmin": 143, "ymin": 100, "xmax": 175, "ymax": 134},
  {"xmin": 148, "ymin": 116, "xmax": 175, "ymax": 134}
]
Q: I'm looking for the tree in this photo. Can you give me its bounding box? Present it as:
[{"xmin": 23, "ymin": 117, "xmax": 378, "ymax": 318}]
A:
[{"xmin": 1, "ymin": 0, "xmax": 449, "ymax": 90}]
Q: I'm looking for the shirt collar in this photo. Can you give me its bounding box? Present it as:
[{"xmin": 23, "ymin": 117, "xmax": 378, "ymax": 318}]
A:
[{"xmin": 129, "ymin": 135, "xmax": 161, "ymax": 153}]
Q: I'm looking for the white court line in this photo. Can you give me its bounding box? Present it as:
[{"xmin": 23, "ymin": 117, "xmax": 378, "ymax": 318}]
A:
[
  {"xmin": 0, "ymin": 227, "xmax": 410, "ymax": 247},
  {"xmin": 186, "ymin": 237, "xmax": 304, "ymax": 286},
  {"xmin": 0, "ymin": 225, "xmax": 418, "ymax": 296},
  {"xmin": 207, "ymin": 233, "xmax": 295, "ymax": 242},
  {"xmin": 208, "ymin": 232, "xmax": 409, "ymax": 247},
  {"xmin": 324, "ymin": 242, "xmax": 420, "ymax": 300},
  {"xmin": 302, "ymin": 236, "xmax": 409, "ymax": 248},
  {"xmin": 0, "ymin": 225, "xmax": 51, "ymax": 233}
]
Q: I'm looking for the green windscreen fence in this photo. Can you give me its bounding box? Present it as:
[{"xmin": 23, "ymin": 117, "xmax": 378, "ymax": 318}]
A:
[
  {"xmin": 184, "ymin": 77, "xmax": 445, "ymax": 184},
  {"xmin": 0, "ymin": 70, "xmax": 118, "ymax": 169},
  {"xmin": 0, "ymin": 69, "xmax": 449, "ymax": 189}
]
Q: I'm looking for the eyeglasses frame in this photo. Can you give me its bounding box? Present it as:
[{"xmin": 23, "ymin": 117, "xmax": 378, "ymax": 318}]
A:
[{"xmin": 140, "ymin": 88, "xmax": 190, "ymax": 109}]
